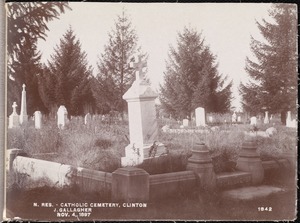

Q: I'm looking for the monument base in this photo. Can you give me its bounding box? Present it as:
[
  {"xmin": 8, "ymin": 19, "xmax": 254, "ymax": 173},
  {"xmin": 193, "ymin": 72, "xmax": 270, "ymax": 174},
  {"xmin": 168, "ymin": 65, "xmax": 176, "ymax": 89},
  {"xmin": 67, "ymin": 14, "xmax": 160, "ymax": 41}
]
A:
[{"xmin": 121, "ymin": 143, "xmax": 167, "ymax": 167}]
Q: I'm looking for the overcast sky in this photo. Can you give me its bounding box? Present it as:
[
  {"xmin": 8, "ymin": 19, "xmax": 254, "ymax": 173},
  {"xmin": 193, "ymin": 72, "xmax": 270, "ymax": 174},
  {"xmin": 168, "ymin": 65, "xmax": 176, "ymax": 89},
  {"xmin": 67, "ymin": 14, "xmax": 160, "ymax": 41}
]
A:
[{"xmin": 36, "ymin": 2, "xmax": 273, "ymax": 110}]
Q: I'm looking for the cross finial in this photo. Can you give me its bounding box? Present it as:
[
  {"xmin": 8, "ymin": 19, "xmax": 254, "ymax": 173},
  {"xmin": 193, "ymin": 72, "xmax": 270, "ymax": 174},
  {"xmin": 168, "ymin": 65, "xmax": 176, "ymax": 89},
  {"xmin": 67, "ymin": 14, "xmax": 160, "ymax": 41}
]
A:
[
  {"xmin": 131, "ymin": 55, "xmax": 147, "ymax": 83},
  {"xmin": 22, "ymin": 84, "xmax": 26, "ymax": 91}
]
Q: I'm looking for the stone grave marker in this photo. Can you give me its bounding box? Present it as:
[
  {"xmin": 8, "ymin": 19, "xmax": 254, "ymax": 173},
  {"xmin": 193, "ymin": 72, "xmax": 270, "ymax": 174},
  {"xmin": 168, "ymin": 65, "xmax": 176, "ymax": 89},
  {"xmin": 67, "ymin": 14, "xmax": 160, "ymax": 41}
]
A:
[
  {"xmin": 286, "ymin": 111, "xmax": 295, "ymax": 128},
  {"xmin": 8, "ymin": 102, "xmax": 20, "ymax": 129},
  {"xmin": 121, "ymin": 56, "xmax": 166, "ymax": 166},
  {"xmin": 250, "ymin": 116, "xmax": 257, "ymax": 126},
  {"xmin": 84, "ymin": 113, "xmax": 92, "ymax": 125},
  {"xmin": 195, "ymin": 107, "xmax": 205, "ymax": 127},
  {"xmin": 264, "ymin": 111, "xmax": 269, "ymax": 124},
  {"xmin": 208, "ymin": 116, "xmax": 213, "ymax": 123},
  {"xmin": 237, "ymin": 116, "xmax": 241, "ymax": 122},
  {"xmin": 183, "ymin": 119, "xmax": 189, "ymax": 127},
  {"xmin": 19, "ymin": 84, "xmax": 28, "ymax": 124},
  {"xmin": 34, "ymin": 111, "xmax": 42, "ymax": 129},
  {"xmin": 57, "ymin": 105, "xmax": 68, "ymax": 129},
  {"xmin": 232, "ymin": 112, "xmax": 237, "ymax": 123}
]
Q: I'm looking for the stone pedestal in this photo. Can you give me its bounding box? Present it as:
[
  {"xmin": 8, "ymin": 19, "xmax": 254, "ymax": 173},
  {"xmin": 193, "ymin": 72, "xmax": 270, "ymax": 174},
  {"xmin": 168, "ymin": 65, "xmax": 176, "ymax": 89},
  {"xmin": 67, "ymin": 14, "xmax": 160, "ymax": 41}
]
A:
[
  {"xmin": 186, "ymin": 143, "xmax": 216, "ymax": 190},
  {"xmin": 121, "ymin": 143, "xmax": 166, "ymax": 166},
  {"xmin": 112, "ymin": 167, "xmax": 149, "ymax": 202},
  {"xmin": 236, "ymin": 139, "xmax": 264, "ymax": 185},
  {"xmin": 121, "ymin": 80, "xmax": 166, "ymax": 166}
]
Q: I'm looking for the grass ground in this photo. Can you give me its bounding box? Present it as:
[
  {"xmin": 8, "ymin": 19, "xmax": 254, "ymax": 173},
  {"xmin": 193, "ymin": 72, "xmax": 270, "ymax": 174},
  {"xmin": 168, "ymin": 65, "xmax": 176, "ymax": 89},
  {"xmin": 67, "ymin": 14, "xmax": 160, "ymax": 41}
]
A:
[
  {"xmin": 7, "ymin": 116, "xmax": 297, "ymax": 174},
  {"xmin": 5, "ymin": 115, "xmax": 297, "ymax": 221}
]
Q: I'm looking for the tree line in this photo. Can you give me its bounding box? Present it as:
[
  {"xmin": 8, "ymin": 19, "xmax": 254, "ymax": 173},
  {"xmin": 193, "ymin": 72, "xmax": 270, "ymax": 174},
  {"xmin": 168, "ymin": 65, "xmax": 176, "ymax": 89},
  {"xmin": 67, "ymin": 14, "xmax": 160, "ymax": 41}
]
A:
[{"xmin": 7, "ymin": 3, "xmax": 297, "ymax": 124}]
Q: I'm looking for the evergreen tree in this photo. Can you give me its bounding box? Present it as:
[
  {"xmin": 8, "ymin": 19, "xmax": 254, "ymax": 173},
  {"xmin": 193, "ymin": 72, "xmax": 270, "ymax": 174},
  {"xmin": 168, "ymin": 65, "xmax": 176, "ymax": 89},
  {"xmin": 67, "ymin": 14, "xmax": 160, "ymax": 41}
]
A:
[
  {"xmin": 7, "ymin": 2, "xmax": 70, "ymax": 115},
  {"xmin": 160, "ymin": 27, "xmax": 232, "ymax": 119},
  {"xmin": 39, "ymin": 27, "xmax": 95, "ymax": 116},
  {"xmin": 7, "ymin": 42, "xmax": 47, "ymax": 115},
  {"xmin": 240, "ymin": 4, "xmax": 297, "ymax": 123},
  {"xmin": 94, "ymin": 11, "xmax": 147, "ymax": 114}
]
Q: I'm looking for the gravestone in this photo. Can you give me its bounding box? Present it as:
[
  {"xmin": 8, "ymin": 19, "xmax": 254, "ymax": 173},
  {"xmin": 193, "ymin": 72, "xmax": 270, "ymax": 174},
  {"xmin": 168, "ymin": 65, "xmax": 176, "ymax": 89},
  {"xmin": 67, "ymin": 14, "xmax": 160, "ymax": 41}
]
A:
[
  {"xmin": 237, "ymin": 116, "xmax": 241, "ymax": 122},
  {"xmin": 208, "ymin": 116, "xmax": 213, "ymax": 123},
  {"xmin": 232, "ymin": 112, "xmax": 237, "ymax": 123},
  {"xmin": 286, "ymin": 111, "xmax": 295, "ymax": 128},
  {"xmin": 121, "ymin": 56, "xmax": 166, "ymax": 166},
  {"xmin": 8, "ymin": 102, "xmax": 20, "ymax": 129},
  {"xmin": 19, "ymin": 84, "xmax": 28, "ymax": 124},
  {"xmin": 264, "ymin": 111, "xmax": 269, "ymax": 124},
  {"xmin": 84, "ymin": 113, "xmax": 92, "ymax": 125},
  {"xmin": 250, "ymin": 116, "xmax": 257, "ymax": 126},
  {"xmin": 57, "ymin": 105, "xmax": 68, "ymax": 129},
  {"xmin": 34, "ymin": 111, "xmax": 42, "ymax": 129},
  {"xmin": 195, "ymin": 107, "xmax": 205, "ymax": 127},
  {"xmin": 265, "ymin": 127, "xmax": 277, "ymax": 137},
  {"xmin": 183, "ymin": 119, "xmax": 189, "ymax": 127}
]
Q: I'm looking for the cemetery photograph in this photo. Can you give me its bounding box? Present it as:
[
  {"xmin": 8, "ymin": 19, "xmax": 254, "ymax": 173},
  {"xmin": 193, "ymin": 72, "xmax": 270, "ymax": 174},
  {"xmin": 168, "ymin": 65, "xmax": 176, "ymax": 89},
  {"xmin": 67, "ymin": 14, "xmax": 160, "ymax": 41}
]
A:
[{"xmin": 4, "ymin": 2, "xmax": 297, "ymax": 221}]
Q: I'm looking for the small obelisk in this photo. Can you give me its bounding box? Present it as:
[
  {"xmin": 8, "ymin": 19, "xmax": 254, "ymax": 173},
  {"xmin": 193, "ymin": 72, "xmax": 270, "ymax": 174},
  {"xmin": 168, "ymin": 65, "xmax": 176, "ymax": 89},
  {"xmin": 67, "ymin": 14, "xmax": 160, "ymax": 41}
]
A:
[{"xmin": 19, "ymin": 84, "xmax": 28, "ymax": 124}]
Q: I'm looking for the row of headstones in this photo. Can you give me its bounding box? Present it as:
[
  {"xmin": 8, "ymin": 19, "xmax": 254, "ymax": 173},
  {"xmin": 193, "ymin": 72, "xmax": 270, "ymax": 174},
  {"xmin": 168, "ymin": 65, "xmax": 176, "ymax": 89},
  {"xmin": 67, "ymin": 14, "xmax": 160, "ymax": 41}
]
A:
[
  {"xmin": 182, "ymin": 110, "xmax": 296, "ymax": 128},
  {"xmin": 182, "ymin": 111, "xmax": 243, "ymax": 127},
  {"xmin": 8, "ymin": 102, "xmax": 94, "ymax": 130}
]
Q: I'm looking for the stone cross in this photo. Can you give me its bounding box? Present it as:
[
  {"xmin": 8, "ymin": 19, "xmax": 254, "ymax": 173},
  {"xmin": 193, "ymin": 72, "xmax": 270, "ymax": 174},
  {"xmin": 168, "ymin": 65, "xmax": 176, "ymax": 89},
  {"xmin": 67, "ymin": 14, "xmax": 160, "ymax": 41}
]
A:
[
  {"xmin": 121, "ymin": 68, "xmax": 166, "ymax": 166},
  {"xmin": 8, "ymin": 102, "xmax": 20, "ymax": 128},
  {"xmin": 131, "ymin": 55, "xmax": 147, "ymax": 83},
  {"xmin": 12, "ymin": 102, "xmax": 17, "ymax": 114},
  {"xmin": 20, "ymin": 84, "xmax": 28, "ymax": 124}
]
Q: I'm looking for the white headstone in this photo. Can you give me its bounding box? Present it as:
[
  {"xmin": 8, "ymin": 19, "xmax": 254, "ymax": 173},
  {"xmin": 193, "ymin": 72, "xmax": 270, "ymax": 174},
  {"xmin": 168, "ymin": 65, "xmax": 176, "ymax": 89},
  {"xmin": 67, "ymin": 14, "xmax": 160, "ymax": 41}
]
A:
[
  {"xmin": 266, "ymin": 127, "xmax": 277, "ymax": 137},
  {"xmin": 232, "ymin": 112, "xmax": 237, "ymax": 123},
  {"xmin": 286, "ymin": 112, "xmax": 297, "ymax": 128},
  {"xmin": 183, "ymin": 119, "xmax": 189, "ymax": 127},
  {"xmin": 34, "ymin": 111, "xmax": 42, "ymax": 129},
  {"xmin": 237, "ymin": 116, "xmax": 241, "ymax": 122},
  {"xmin": 121, "ymin": 59, "xmax": 166, "ymax": 166},
  {"xmin": 84, "ymin": 113, "xmax": 91, "ymax": 125},
  {"xmin": 264, "ymin": 111, "xmax": 269, "ymax": 124},
  {"xmin": 195, "ymin": 107, "xmax": 205, "ymax": 127},
  {"xmin": 250, "ymin": 116, "xmax": 257, "ymax": 126},
  {"xmin": 19, "ymin": 84, "xmax": 28, "ymax": 124},
  {"xmin": 286, "ymin": 111, "xmax": 292, "ymax": 127},
  {"xmin": 208, "ymin": 116, "xmax": 213, "ymax": 123},
  {"xmin": 57, "ymin": 105, "xmax": 68, "ymax": 129},
  {"xmin": 8, "ymin": 102, "xmax": 20, "ymax": 129}
]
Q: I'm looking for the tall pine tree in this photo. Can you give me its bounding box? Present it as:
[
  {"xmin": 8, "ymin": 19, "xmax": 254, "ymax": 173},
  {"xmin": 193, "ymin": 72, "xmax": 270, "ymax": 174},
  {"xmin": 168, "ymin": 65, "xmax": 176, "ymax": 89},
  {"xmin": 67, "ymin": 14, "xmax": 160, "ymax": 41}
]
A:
[
  {"xmin": 7, "ymin": 2, "xmax": 70, "ymax": 115},
  {"xmin": 93, "ymin": 11, "xmax": 147, "ymax": 115},
  {"xmin": 160, "ymin": 27, "xmax": 232, "ymax": 119},
  {"xmin": 39, "ymin": 27, "xmax": 95, "ymax": 116},
  {"xmin": 240, "ymin": 4, "xmax": 297, "ymax": 123}
]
